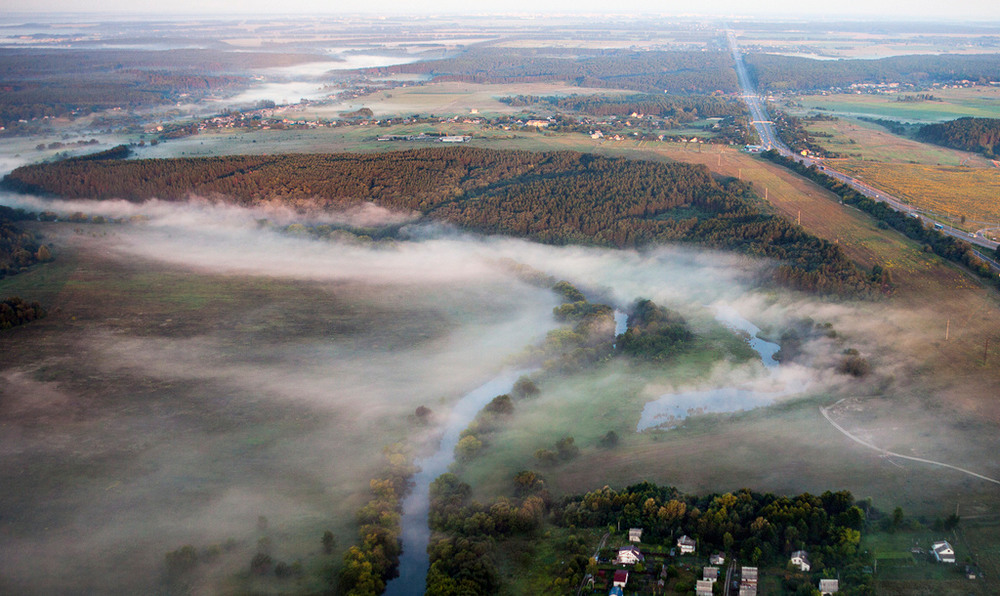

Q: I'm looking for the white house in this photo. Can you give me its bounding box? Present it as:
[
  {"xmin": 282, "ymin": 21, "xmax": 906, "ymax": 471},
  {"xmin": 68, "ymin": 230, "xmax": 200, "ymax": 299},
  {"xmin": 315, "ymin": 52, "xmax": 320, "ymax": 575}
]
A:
[
  {"xmin": 931, "ymin": 540, "xmax": 956, "ymax": 563},
  {"xmin": 629, "ymin": 527, "xmax": 643, "ymax": 542},
  {"xmin": 613, "ymin": 569, "xmax": 629, "ymax": 588},
  {"xmin": 790, "ymin": 550, "xmax": 811, "ymax": 571},
  {"xmin": 710, "ymin": 553, "xmax": 726, "ymax": 566},
  {"xmin": 615, "ymin": 545, "xmax": 645, "ymax": 565},
  {"xmin": 677, "ymin": 535, "xmax": 696, "ymax": 554},
  {"xmin": 696, "ymin": 579, "xmax": 714, "ymax": 596},
  {"xmin": 819, "ymin": 578, "xmax": 839, "ymax": 594},
  {"xmin": 703, "ymin": 566, "xmax": 719, "ymax": 582}
]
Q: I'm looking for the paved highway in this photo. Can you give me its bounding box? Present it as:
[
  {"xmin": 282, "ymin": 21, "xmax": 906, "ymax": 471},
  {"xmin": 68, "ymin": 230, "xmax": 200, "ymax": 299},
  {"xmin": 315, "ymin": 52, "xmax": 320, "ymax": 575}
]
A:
[{"xmin": 725, "ymin": 28, "xmax": 1000, "ymax": 272}]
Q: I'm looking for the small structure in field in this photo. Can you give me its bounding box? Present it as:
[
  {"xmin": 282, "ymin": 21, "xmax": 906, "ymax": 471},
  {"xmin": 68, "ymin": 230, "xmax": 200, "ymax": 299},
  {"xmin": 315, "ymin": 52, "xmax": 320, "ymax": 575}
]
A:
[
  {"xmin": 819, "ymin": 578, "xmax": 839, "ymax": 594},
  {"xmin": 931, "ymin": 540, "xmax": 956, "ymax": 563},
  {"xmin": 710, "ymin": 553, "xmax": 725, "ymax": 565},
  {"xmin": 628, "ymin": 527, "xmax": 643, "ymax": 542}
]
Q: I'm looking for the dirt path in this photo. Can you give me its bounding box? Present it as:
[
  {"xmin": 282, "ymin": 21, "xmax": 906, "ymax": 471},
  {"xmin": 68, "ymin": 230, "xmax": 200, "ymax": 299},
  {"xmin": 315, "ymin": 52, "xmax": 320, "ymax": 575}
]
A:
[{"xmin": 820, "ymin": 400, "xmax": 1000, "ymax": 486}]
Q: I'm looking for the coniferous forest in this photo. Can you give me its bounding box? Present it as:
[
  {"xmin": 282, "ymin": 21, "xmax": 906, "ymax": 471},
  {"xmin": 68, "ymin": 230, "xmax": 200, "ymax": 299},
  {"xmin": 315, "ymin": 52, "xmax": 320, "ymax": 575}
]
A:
[
  {"xmin": 4, "ymin": 147, "xmax": 879, "ymax": 296},
  {"xmin": 916, "ymin": 117, "xmax": 1000, "ymax": 157}
]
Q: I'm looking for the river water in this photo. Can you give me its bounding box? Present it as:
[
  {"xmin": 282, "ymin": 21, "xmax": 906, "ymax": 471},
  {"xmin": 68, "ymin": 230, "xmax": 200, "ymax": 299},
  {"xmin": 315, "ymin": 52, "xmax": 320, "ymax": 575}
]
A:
[
  {"xmin": 383, "ymin": 368, "xmax": 534, "ymax": 596},
  {"xmin": 636, "ymin": 305, "xmax": 785, "ymax": 432}
]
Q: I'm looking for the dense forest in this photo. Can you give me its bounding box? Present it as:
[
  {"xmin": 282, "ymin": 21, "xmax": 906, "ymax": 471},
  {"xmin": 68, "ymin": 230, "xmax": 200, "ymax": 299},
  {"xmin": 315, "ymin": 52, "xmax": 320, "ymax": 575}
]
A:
[
  {"xmin": 366, "ymin": 48, "xmax": 738, "ymax": 94},
  {"xmin": 3, "ymin": 147, "xmax": 878, "ymax": 296},
  {"xmin": 0, "ymin": 205, "xmax": 48, "ymax": 278},
  {"xmin": 916, "ymin": 117, "xmax": 1000, "ymax": 157},
  {"xmin": 498, "ymin": 93, "xmax": 747, "ymax": 120},
  {"xmin": 0, "ymin": 48, "xmax": 336, "ymax": 128},
  {"xmin": 745, "ymin": 53, "xmax": 1000, "ymax": 91}
]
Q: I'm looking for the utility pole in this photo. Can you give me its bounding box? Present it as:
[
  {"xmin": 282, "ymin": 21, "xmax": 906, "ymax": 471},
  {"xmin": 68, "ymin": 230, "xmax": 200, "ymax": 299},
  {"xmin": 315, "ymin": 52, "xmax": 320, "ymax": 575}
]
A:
[
  {"xmin": 765, "ymin": 187, "xmax": 768, "ymax": 200},
  {"xmin": 946, "ymin": 319, "xmax": 950, "ymax": 341},
  {"xmin": 797, "ymin": 210, "xmax": 801, "ymax": 226},
  {"xmin": 985, "ymin": 338, "xmax": 991, "ymax": 365},
  {"xmin": 738, "ymin": 168, "xmax": 741, "ymax": 180}
]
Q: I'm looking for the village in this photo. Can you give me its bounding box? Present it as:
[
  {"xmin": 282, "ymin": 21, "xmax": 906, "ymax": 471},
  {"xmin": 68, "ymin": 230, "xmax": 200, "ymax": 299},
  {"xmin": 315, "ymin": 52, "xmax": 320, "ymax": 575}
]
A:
[{"xmin": 584, "ymin": 526, "xmax": 964, "ymax": 595}]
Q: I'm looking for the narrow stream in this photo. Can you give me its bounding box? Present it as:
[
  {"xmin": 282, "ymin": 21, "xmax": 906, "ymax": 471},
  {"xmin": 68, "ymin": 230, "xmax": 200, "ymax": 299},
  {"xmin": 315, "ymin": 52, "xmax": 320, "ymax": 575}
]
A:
[
  {"xmin": 636, "ymin": 304, "xmax": 787, "ymax": 432},
  {"xmin": 383, "ymin": 368, "xmax": 534, "ymax": 596}
]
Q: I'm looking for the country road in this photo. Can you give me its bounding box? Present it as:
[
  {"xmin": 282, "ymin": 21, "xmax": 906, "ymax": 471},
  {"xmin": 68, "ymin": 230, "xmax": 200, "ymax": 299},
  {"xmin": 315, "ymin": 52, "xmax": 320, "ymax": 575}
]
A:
[
  {"xmin": 820, "ymin": 400, "xmax": 1000, "ymax": 486},
  {"xmin": 576, "ymin": 532, "xmax": 610, "ymax": 596}
]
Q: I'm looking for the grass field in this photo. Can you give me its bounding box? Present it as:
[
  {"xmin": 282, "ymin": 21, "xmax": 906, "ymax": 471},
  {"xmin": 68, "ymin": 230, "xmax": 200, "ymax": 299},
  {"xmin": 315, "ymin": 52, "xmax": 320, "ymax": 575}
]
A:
[
  {"xmin": 736, "ymin": 29, "xmax": 1000, "ymax": 59},
  {"xmin": 303, "ymin": 81, "xmax": 629, "ymax": 119},
  {"xmin": 835, "ymin": 161, "xmax": 1000, "ymax": 226},
  {"xmin": 0, "ymin": 223, "xmax": 561, "ymax": 594},
  {"xmin": 794, "ymin": 87, "xmax": 1000, "ymax": 123},
  {"xmin": 796, "ymin": 117, "xmax": 993, "ymax": 166}
]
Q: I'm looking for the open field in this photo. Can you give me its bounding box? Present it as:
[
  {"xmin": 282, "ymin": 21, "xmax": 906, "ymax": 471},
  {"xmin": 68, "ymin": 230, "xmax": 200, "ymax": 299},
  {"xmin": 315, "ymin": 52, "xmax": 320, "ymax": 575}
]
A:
[
  {"xmin": 301, "ymin": 81, "xmax": 630, "ymax": 119},
  {"xmin": 0, "ymin": 222, "xmax": 560, "ymax": 594},
  {"xmin": 736, "ymin": 28, "xmax": 1000, "ymax": 59},
  {"xmin": 796, "ymin": 117, "xmax": 994, "ymax": 166},
  {"xmin": 836, "ymin": 161, "xmax": 1000, "ymax": 226},
  {"xmin": 793, "ymin": 87, "xmax": 1000, "ymax": 123}
]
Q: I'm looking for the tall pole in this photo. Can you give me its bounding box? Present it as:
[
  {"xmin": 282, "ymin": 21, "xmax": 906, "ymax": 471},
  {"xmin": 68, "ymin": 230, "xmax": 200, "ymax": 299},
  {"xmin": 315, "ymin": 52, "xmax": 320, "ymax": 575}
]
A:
[{"xmin": 946, "ymin": 320, "xmax": 950, "ymax": 341}]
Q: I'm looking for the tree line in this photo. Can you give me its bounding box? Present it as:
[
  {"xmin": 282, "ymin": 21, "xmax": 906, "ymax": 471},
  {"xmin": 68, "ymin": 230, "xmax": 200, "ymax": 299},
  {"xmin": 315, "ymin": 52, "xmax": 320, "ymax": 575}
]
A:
[
  {"xmin": 498, "ymin": 93, "xmax": 747, "ymax": 120},
  {"xmin": 0, "ymin": 296, "xmax": 46, "ymax": 330},
  {"xmin": 365, "ymin": 47, "xmax": 738, "ymax": 94},
  {"xmin": 916, "ymin": 117, "xmax": 1000, "ymax": 158},
  {"xmin": 0, "ymin": 48, "xmax": 330, "ymax": 129},
  {"xmin": 4, "ymin": 146, "xmax": 879, "ymax": 296},
  {"xmin": 745, "ymin": 52, "xmax": 1000, "ymax": 91},
  {"xmin": 0, "ymin": 205, "xmax": 49, "ymax": 279},
  {"xmin": 337, "ymin": 444, "xmax": 417, "ymax": 596}
]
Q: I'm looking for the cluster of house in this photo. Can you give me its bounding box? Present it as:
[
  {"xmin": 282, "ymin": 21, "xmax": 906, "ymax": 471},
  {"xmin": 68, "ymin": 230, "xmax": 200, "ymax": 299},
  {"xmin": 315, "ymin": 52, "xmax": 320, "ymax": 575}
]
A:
[{"xmin": 608, "ymin": 529, "xmax": 845, "ymax": 595}]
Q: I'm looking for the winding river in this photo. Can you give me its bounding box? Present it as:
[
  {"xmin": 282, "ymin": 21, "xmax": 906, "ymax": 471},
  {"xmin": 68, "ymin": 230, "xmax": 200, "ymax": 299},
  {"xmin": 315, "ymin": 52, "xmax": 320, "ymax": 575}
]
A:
[
  {"xmin": 636, "ymin": 305, "xmax": 786, "ymax": 432},
  {"xmin": 383, "ymin": 368, "xmax": 534, "ymax": 596}
]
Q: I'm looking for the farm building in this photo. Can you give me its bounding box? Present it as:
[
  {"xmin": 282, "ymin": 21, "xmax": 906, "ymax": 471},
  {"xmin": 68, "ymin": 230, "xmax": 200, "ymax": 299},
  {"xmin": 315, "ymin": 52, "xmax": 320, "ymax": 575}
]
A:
[{"xmin": 931, "ymin": 540, "xmax": 956, "ymax": 563}]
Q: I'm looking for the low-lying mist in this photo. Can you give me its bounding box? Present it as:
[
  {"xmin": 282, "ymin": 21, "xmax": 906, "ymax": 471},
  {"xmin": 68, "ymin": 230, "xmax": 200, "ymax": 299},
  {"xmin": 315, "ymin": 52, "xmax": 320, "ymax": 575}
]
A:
[{"xmin": 0, "ymin": 193, "xmax": 951, "ymax": 593}]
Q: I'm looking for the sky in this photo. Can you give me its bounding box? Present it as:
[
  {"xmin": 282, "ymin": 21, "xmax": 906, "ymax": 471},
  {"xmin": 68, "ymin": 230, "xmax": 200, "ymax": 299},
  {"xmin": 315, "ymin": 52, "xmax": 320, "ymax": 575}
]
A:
[{"xmin": 5, "ymin": 0, "xmax": 1000, "ymax": 20}]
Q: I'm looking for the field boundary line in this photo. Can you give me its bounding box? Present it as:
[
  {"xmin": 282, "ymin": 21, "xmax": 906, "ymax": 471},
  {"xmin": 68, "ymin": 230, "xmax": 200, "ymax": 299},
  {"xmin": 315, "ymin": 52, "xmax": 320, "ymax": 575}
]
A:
[{"xmin": 820, "ymin": 400, "xmax": 1000, "ymax": 486}]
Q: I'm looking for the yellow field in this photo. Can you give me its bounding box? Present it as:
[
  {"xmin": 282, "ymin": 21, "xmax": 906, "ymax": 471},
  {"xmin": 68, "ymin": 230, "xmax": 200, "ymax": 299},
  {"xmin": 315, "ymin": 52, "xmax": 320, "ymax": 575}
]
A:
[
  {"xmin": 837, "ymin": 161, "xmax": 1000, "ymax": 225},
  {"xmin": 800, "ymin": 118, "xmax": 994, "ymax": 166}
]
